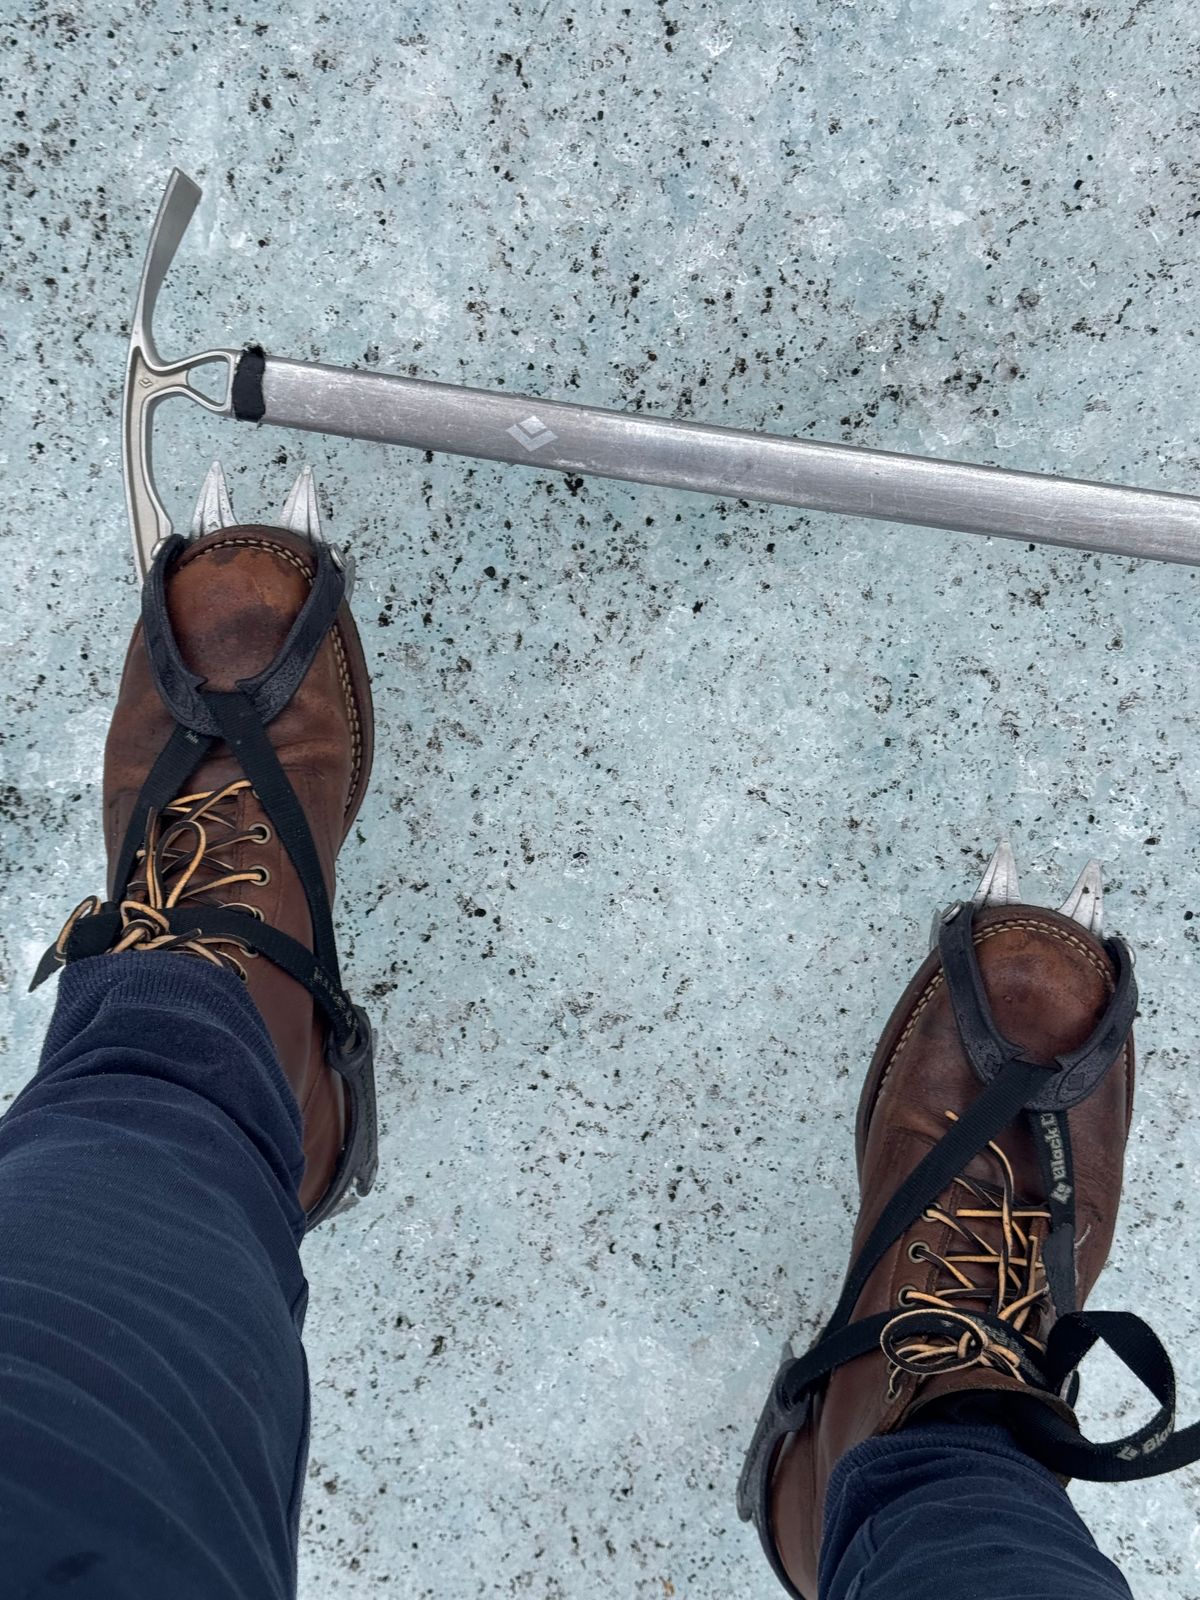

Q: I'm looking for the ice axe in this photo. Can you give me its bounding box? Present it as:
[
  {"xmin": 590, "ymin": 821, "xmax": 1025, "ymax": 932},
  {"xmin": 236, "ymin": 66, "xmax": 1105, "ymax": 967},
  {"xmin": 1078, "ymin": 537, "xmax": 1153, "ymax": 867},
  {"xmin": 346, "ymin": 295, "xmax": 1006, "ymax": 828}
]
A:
[{"xmin": 124, "ymin": 167, "xmax": 1200, "ymax": 581}]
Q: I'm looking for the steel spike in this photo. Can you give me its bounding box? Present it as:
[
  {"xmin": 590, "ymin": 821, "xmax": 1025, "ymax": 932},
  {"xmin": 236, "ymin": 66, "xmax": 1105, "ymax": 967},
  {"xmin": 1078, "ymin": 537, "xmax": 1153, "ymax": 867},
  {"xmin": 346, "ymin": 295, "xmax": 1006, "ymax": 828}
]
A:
[
  {"xmin": 189, "ymin": 459, "xmax": 236, "ymax": 536},
  {"xmin": 1057, "ymin": 859, "xmax": 1104, "ymax": 936},
  {"xmin": 280, "ymin": 464, "xmax": 322, "ymax": 541},
  {"xmin": 973, "ymin": 839, "xmax": 1021, "ymax": 906}
]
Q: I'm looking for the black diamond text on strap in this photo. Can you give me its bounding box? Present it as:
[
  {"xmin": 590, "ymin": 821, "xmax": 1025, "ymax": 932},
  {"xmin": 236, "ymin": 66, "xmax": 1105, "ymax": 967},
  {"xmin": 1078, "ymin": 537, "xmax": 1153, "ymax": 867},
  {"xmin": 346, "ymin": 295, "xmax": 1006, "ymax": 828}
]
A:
[
  {"xmin": 1029, "ymin": 1106, "xmax": 1078, "ymax": 1315},
  {"xmin": 1011, "ymin": 1308, "xmax": 1200, "ymax": 1481}
]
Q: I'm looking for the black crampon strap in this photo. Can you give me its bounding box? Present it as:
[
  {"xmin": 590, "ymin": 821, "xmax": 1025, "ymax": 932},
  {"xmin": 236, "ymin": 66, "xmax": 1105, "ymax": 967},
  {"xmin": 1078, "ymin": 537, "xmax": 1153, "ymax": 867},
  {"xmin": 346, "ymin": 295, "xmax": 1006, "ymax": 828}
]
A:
[
  {"xmin": 33, "ymin": 899, "xmax": 355, "ymax": 1045},
  {"xmin": 33, "ymin": 533, "xmax": 367, "ymax": 1066},
  {"xmin": 937, "ymin": 900, "xmax": 1138, "ymax": 1113},
  {"xmin": 818, "ymin": 1054, "xmax": 1056, "ymax": 1340},
  {"xmin": 937, "ymin": 899, "xmax": 1134, "ymax": 1319},
  {"xmin": 738, "ymin": 901, "xmax": 1197, "ymax": 1600},
  {"xmin": 139, "ymin": 533, "xmax": 348, "ymax": 740},
  {"xmin": 200, "ymin": 688, "xmax": 344, "ymax": 990},
  {"xmin": 109, "ymin": 724, "xmax": 218, "ymax": 903},
  {"xmin": 126, "ymin": 533, "xmax": 348, "ymax": 973},
  {"xmin": 167, "ymin": 903, "xmax": 358, "ymax": 1049}
]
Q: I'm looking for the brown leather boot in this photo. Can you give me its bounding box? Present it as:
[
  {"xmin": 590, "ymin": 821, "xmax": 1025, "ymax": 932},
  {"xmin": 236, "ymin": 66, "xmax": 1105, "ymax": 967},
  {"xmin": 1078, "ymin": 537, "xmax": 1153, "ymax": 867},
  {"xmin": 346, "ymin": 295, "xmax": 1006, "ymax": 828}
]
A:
[
  {"xmin": 34, "ymin": 489, "xmax": 377, "ymax": 1229},
  {"xmin": 738, "ymin": 844, "xmax": 1196, "ymax": 1598}
]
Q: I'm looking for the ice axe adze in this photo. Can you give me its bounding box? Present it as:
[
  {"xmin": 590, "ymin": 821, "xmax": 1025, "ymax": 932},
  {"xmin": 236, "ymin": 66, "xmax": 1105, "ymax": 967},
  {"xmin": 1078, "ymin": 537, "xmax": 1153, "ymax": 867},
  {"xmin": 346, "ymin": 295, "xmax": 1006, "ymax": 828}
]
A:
[{"xmin": 125, "ymin": 167, "xmax": 1200, "ymax": 582}]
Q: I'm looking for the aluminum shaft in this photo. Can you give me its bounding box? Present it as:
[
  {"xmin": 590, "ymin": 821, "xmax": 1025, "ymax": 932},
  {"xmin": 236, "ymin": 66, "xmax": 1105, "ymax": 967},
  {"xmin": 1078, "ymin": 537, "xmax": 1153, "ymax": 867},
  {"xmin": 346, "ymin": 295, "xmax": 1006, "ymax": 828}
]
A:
[{"xmin": 259, "ymin": 356, "xmax": 1200, "ymax": 567}]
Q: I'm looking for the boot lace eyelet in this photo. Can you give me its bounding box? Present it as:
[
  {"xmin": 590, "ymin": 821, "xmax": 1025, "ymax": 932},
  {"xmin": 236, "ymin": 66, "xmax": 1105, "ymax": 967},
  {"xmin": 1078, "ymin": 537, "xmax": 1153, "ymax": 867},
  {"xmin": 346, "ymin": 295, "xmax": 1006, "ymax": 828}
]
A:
[
  {"xmin": 908, "ymin": 1241, "xmax": 928, "ymax": 1263},
  {"xmin": 248, "ymin": 823, "xmax": 272, "ymax": 845},
  {"xmin": 898, "ymin": 1285, "xmax": 915, "ymax": 1306},
  {"xmin": 253, "ymin": 867, "xmax": 272, "ymax": 886}
]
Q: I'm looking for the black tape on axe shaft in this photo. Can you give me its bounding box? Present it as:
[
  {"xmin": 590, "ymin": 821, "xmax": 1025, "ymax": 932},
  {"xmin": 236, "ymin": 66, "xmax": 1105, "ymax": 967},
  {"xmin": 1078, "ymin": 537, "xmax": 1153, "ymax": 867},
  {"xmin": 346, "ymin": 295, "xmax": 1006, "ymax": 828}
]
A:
[{"xmin": 232, "ymin": 345, "xmax": 267, "ymax": 422}]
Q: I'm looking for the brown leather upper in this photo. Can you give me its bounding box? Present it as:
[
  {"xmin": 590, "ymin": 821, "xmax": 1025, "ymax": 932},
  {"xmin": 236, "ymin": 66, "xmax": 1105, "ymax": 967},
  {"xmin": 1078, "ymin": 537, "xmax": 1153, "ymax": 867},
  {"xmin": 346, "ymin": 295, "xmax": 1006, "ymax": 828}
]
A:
[
  {"xmin": 769, "ymin": 904, "xmax": 1135, "ymax": 1598},
  {"xmin": 102, "ymin": 527, "xmax": 374, "ymax": 1211}
]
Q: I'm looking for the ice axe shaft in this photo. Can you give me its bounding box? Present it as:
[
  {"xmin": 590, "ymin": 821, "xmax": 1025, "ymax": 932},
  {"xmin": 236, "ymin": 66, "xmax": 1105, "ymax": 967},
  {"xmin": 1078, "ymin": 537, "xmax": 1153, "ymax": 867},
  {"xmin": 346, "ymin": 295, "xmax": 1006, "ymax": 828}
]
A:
[
  {"xmin": 260, "ymin": 354, "xmax": 1200, "ymax": 567},
  {"xmin": 124, "ymin": 169, "xmax": 1200, "ymax": 579}
]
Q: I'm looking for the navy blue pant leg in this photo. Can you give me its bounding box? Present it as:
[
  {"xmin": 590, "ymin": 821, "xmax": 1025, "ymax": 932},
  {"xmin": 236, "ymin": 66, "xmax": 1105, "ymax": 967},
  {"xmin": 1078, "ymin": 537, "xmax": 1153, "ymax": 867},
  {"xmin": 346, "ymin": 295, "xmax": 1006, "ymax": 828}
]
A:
[
  {"xmin": 0, "ymin": 952, "xmax": 309, "ymax": 1600},
  {"xmin": 818, "ymin": 1422, "xmax": 1133, "ymax": 1600}
]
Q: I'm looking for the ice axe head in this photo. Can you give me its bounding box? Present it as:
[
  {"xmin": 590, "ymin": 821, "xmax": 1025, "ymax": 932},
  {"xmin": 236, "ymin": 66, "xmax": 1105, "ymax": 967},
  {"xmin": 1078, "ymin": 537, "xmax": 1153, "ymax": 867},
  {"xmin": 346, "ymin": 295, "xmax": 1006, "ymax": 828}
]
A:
[{"xmin": 122, "ymin": 169, "xmax": 239, "ymax": 581}]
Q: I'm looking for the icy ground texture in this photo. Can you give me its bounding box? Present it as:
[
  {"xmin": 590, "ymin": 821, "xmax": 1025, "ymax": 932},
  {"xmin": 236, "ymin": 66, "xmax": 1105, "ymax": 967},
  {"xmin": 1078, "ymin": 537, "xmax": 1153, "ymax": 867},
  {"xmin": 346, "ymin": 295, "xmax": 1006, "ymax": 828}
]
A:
[{"xmin": 2, "ymin": 1, "xmax": 1200, "ymax": 1595}]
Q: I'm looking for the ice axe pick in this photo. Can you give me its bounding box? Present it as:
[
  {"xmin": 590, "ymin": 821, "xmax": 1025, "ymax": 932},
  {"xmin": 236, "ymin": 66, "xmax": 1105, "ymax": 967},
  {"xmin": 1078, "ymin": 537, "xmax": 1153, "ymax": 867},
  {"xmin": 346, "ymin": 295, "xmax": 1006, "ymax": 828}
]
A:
[{"xmin": 124, "ymin": 168, "xmax": 1200, "ymax": 581}]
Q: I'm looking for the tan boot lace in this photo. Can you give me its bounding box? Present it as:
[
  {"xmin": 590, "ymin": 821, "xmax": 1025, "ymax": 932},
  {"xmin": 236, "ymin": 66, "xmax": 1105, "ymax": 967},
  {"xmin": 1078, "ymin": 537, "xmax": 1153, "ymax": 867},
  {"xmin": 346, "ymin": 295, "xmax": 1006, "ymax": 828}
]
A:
[
  {"xmin": 56, "ymin": 780, "xmax": 271, "ymax": 982},
  {"xmin": 881, "ymin": 1110, "xmax": 1053, "ymax": 1400}
]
